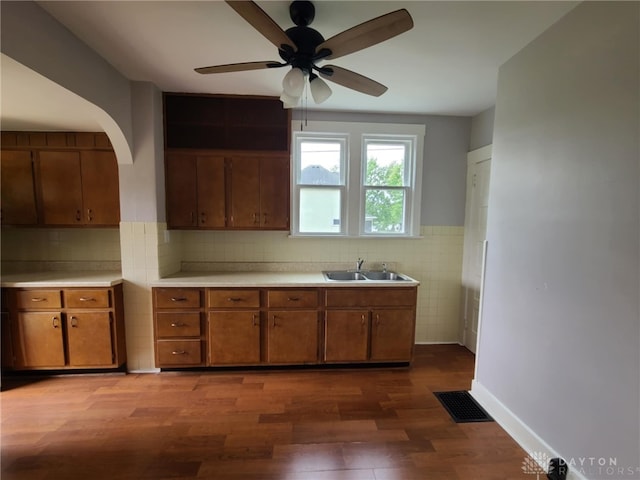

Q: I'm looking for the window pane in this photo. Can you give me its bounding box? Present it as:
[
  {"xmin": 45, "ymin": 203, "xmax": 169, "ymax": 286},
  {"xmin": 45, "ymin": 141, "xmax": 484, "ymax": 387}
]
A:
[
  {"xmin": 364, "ymin": 188, "xmax": 405, "ymax": 233},
  {"xmin": 299, "ymin": 187, "xmax": 342, "ymax": 233},
  {"xmin": 365, "ymin": 143, "xmax": 405, "ymax": 186},
  {"xmin": 300, "ymin": 141, "xmax": 342, "ymax": 185}
]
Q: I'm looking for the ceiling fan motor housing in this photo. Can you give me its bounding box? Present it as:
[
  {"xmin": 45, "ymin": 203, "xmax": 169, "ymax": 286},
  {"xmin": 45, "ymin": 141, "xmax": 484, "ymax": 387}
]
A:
[{"xmin": 289, "ymin": 1, "xmax": 315, "ymax": 27}]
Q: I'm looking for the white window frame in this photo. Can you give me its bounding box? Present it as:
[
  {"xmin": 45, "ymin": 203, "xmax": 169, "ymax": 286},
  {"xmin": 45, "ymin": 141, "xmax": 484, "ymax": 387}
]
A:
[
  {"xmin": 291, "ymin": 121, "xmax": 425, "ymax": 238},
  {"xmin": 361, "ymin": 135, "xmax": 416, "ymax": 236},
  {"xmin": 292, "ymin": 132, "xmax": 349, "ymax": 236}
]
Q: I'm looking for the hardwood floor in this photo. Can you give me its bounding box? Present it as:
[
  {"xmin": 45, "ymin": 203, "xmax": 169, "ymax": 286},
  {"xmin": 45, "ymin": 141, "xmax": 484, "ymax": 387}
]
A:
[{"xmin": 1, "ymin": 345, "xmax": 530, "ymax": 479}]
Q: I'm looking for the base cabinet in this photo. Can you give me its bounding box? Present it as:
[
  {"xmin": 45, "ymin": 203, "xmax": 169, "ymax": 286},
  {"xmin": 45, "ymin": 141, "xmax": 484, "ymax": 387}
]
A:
[
  {"xmin": 152, "ymin": 286, "xmax": 416, "ymax": 369},
  {"xmin": 6, "ymin": 285, "xmax": 126, "ymax": 370}
]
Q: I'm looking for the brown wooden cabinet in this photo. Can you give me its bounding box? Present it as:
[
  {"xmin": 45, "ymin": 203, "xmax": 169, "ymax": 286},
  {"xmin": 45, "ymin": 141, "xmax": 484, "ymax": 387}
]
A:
[
  {"xmin": 153, "ymin": 288, "xmax": 205, "ymax": 367},
  {"xmin": 0, "ymin": 150, "xmax": 38, "ymax": 225},
  {"xmin": 229, "ymin": 156, "xmax": 289, "ymax": 229},
  {"xmin": 152, "ymin": 285, "xmax": 415, "ymax": 369},
  {"xmin": 38, "ymin": 150, "xmax": 120, "ymax": 226},
  {"xmin": 6, "ymin": 285, "xmax": 126, "ymax": 370},
  {"xmin": 163, "ymin": 93, "xmax": 291, "ymax": 231},
  {"xmin": 165, "ymin": 154, "xmax": 226, "ymax": 228},
  {"xmin": 324, "ymin": 288, "xmax": 417, "ymax": 364},
  {"xmin": 165, "ymin": 153, "xmax": 290, "ymax": 231},
  {"xmin": 265, "ymin": 289, "xmax": 319, "ymax": 364},
  {"xmin": 208, "ymin": 288, "xmax": 261, "ymax": 365},
  {"xmin": 0, "ymin": 131, "xmax": 120, "ymax": 227}
]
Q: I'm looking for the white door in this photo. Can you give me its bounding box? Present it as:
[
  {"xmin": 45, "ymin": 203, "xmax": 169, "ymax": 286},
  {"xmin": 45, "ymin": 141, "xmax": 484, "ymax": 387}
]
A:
[{"xmin": 461, "ymin": 146, "xmax": 491, "ymax": 353}]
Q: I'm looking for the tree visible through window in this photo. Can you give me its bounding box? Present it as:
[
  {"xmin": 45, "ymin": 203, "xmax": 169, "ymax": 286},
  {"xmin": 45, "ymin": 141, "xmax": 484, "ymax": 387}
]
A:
[{"xmin": 364, "ymin": 141, "xmax": 410, "ymax": 234}]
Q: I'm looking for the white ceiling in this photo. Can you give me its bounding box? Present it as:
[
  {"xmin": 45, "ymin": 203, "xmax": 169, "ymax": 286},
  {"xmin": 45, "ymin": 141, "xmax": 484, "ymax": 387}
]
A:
[{"xmin": 2, "ymin": 1, "xmax": 578, "ymax": 131}]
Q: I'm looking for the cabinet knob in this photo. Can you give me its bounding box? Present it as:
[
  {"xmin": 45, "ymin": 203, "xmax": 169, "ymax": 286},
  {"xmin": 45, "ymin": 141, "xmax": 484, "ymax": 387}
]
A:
[
  {"xmin": 253, "ymin": 213, "xmax": 259, "ymax": 225},
  {"xmin": 87, "ymin": 208, "xmax": 93, "ymax": 222},
  {"xmin": 70, "ymin": 316, "xmax": 78, "ymax": 328},
  {"xmin": 52, "ymin": 316, "xmax": 60, "ymax": 328},
  {"xmin": 200, "ymin": 212, "xmax": 206, "ymax": 224},
  {"xmin": 252, "ymin": 314, "xmax": 258, "ymax": 327},
  {"xmin": 76, "ymin": 210, "xmax": 82, "ymax": 222}
]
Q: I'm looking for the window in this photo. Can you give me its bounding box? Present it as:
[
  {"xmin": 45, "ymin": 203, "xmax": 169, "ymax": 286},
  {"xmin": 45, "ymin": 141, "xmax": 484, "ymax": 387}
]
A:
[
  {"xmin": 292, "ymin": 121, "xmax": 424, "ymax": 237},
  {"xmin": 294, "ymin": 134, "xmax": 347, "ymax": 235},
  {"xmin": 363, "ymin": 137, "xmax": 413, "ymax": 235}
]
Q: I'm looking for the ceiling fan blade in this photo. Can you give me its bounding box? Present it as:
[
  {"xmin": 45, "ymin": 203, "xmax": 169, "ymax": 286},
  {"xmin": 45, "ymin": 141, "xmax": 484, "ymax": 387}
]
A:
[
  {"xmin": 316, "ymin": 9, "xmax": 413, "ymax": 61},
  {"xmin": 195, "ymin": 61, "xmax": 282, "ymax": 74},
  {"xmin": 225, "ymin": 1, "xmax": 295, "ymax": 51},
  {"xmin": 319, "ymin": 65, "xmax": 388, "ymax": 97}
]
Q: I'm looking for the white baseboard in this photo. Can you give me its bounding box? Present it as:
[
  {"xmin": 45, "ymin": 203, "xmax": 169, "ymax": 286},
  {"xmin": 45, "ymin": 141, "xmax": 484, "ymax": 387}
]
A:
[
  {"xmin": 470, "ymin": 380, "xmax": 587, "ymax": 480},
  {"xmin": 127, "ymin": 368, "xmax": 161, "ymax": 374},
  {"xmin": 414, "ymin": 341, "xmax": 460, "ymax": 345}
]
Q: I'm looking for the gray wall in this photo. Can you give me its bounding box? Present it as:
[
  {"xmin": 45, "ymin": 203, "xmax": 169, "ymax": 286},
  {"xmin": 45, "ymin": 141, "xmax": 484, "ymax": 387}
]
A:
[
  {"xmin": 477, "ymin": 1, "xmax": 639, "ymax": 472},
  {"xmin": 469, "ymin": 106, "xmax": 495, "ymax": 150},
  {"xmin": 0, "ymin": 1, "xmax": 134, "ymax": 164},
  {"xmin": 296, "ymin": 110, "xmax": 471, "ymax": 226}
]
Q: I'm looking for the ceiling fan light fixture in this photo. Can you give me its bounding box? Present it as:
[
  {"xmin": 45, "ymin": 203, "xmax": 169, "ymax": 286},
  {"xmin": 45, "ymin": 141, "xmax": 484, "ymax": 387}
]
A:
[
  {"xmin": 282, "ymin": 67, "xmax": 305, "ymax": 97},
  {"xmin": 309, "ymin": 75, "xmax": 332, "ymax": 104},
  {"xmin": 279, "ymin": 91, "xmax": 300, "ymax": 109}
]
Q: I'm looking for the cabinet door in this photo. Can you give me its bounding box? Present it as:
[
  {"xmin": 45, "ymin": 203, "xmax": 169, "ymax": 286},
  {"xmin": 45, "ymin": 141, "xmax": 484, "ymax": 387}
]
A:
[
  {"xmin": 14, "ymin": 312, "xmax": 65, "ymax": 367},
  {"xmin": 196, "ymin": 155, "xmax": 226, "ymax": 227},
  {"xmin": 0, "ymin": 150, "xmax": 37, "ymax": 225},
  {"xmin": 370, "ymin": 309, "xmax": 415, "ymax": 362},
  {"xmin": 229, "ymin": 156, "xmax": 260, "ymax": 228},
  {"xmin": 80, "ymin": 150, "xmax": 120, "ymax": 226},
  {"xmin": 38, "ymin": 151, "xmax": 83, "ymax": 225},
  {"xmin": 325, "ymin": 310, "xmax": 369, "ymax": 362},
  {"xmin": 67, "ymin": 312, "xmax": 114, "ymax": 366},
  {"xmin": 208, "ymin": 311, "xmax": 260, "ymax": 365},
  {"xmin": 259, "ymin": 156, "xmax": 289, "ymax": 229},
  {"xmin": 267, "ymin": 310, "xmax": 318, "ymax": 364},
  {"xmin": 166, "ymin": 154, "xmax": 198, "ymax": 227}
]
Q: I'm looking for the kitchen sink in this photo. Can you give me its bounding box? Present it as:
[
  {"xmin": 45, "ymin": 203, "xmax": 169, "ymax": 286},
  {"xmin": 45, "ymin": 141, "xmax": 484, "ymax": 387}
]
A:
[
  {"xmin": 323, "ymin": 270, "xmax": 410, "ymax": 282},
  {"xmin": 324, "ymin": 271, "xmax": 367, "ymax": 281},
  {"xmin": 362, "ymin": 271, "xmax": 408, "ymax": 281}
]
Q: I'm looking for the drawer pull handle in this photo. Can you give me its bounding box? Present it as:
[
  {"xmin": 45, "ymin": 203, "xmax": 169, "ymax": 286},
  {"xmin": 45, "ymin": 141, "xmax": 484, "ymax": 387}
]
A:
[
  {"xmin": 79, "ymin": 297, "xmax": 96, "ymax": 302},
  {"xmin": 70, "ymin": 316, "xmax": 78, "ymax": 328},
  {"xmin": 288, "ymin": 297, "xmax": 300, "ymax": 302},
  {"xmin": 170, "ymin": 297, "xmax": 187, "ymax": 302},
  {"xmin": 52, "ymin": 316, "xmax": 60, "ymax": 328},
  {"xmin": 170, "ymin": 322, "xmax": 186, "ymax": 327},
  {"xmin": 227, "ymin": 297, "xmax": 243, "ymax": 302},
  {"xmin": 171, "ymin": 350, "xmax": 187, "ymax": 355},
  {"xmin": 31, "ymin": 297, "xmax": 47, "ymax": 302}
]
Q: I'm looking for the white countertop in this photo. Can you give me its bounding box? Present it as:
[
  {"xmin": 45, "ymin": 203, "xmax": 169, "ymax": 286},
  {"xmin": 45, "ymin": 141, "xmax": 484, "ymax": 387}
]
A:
[
  {"xmin": 151, "ymin": 271, "xmax": 419, "ymax": 288},
  {"xmin": 0, "ymin": 271, "xmax": 123, "ymax": 288}
]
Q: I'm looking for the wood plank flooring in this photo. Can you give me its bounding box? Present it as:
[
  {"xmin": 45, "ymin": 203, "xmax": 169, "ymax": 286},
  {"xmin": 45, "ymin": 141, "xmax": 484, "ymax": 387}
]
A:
[{"xmin": 1, "ymin": 345, "xmax": 530, "ymax": 479}]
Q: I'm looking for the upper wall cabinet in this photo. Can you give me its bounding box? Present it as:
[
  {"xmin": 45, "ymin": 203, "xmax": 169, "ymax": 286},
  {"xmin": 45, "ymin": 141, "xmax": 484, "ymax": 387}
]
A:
[
  {"xmin": 163, "ymin": 94, "xmax": 291, "ymax": 231},
  {"xmin": 164, "ymin": 93, "xmax": 290, "ymax": 153},
  {"xmin": 0, "ymin": 132, "xmax": 120, "ymax": 228}
]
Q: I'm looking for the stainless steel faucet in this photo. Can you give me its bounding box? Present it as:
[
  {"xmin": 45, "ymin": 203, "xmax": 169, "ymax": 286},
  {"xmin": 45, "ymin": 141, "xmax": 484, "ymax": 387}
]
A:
[{"xmin": 356, "ymin": 258, "xmax": 365, "ymax": 271}]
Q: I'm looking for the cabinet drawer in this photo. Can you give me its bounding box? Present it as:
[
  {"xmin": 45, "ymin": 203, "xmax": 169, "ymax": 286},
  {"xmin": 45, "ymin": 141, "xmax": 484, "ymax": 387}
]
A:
[
  {"xmin": 64, "ymin": 289, "xmax": 110, "ymax": 309},
  {"xmin": 156, "ymin": 312, "xmax": 201, "ymax": 338},
  {"xmin": 15, "ymin": 290, "xmax": 62, "ymax": 309},
  {"xmin": 267, "ymin": 290, "xmax": 317, "ymax": 308},
  {"xmin": 208, "ymin": 289, "xmax": 260, "ymax": 308},
  {"xmin": 155, "ymin": 288, "xmax": 201, "ymax": 309},
  {"xmin": 157, "ymin": 340, "xmax": 203, "ymax": 366},
  {"xmin": 325, "ymin": 288, "xmax": 416, "ymax": 307}
]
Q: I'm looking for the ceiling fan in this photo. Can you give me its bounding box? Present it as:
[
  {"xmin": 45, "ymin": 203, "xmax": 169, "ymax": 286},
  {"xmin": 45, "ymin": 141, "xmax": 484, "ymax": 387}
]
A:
[{"xmin": 195, "ymin": 0, "xmax": 414, "ymax": 108}]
